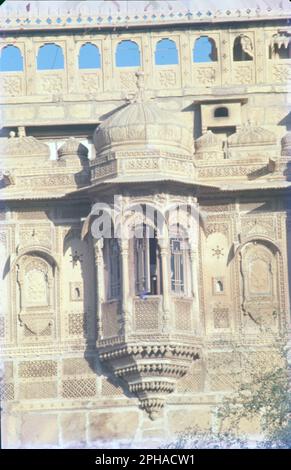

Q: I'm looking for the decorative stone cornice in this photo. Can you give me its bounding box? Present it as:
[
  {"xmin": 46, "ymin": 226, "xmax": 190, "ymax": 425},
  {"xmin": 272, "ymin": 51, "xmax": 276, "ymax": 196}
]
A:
[{"xmin": 1, "ymin": 1, "xmax": 290, "ymax": 30}]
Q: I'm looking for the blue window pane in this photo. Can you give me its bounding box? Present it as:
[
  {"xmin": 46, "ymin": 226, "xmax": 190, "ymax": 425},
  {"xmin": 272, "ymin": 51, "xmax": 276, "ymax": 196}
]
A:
[
  {"xmin": 79, "ymin": 43, "xmax": 101, "ymax": 69},
  {"xmin": 155, "ymin": 39, "xmax": 178, "ymax": 65},
  {"xmin": 193, "ymin": 37, "xmax": 217, "ymax": 63},
  {"xmin": 0, "ymin": 45, "xmax": 23, "ymax": 72},
  {"xmin": 116, "ymin": 40, "xmax": 140, "ymax": 67},
  {"xmin": 37, "ymin": 44, "xmax": 64, "ymax": 70}
]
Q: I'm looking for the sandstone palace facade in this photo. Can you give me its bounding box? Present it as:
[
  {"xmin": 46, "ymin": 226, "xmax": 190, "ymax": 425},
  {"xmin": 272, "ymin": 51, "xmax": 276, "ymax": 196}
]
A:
[{"xmin": 0, "ymin": 0, "xmax": 291, "ymax": 448}]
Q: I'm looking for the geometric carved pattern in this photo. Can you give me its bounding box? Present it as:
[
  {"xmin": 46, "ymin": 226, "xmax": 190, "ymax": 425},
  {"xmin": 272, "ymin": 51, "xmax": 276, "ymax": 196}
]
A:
[
  {"xmin": 101, "ymin": 379, "xmax": 124, "ymax": 397},
  {"xmin": 101, "ymin": 302, "xmax": 120, "ymax": 338},
  {"xmin": 68, "ymin": 313, "xmax": 87, "ymax": 336},
  {"xmin": 0, "ymin": 316, "xmax": 5, "ymax": 338},
  {"xmin": 62, "ymin": 357, "xmax": 94, "ymax": 376},
  {"xmin": 0, "ymin": 383, "xmax": 15, "ymax": 401},
  {"xmin": 20, "ymin": 314, "xmax": 53, "ymax": 337},
  {"xmin": 213, "ymin": 306, "xmax": 230, "ymax": 328},
  {"xmin": 234, "ymin": 65, "xmax": 253, "ymax": 84},
  {"xmin": 62, "ymin": 378, "xmax": 96, "ymax": 398},
  {"xmin": 3, "ymin": 362, "xmax": 13, "ymax": 380},
  {"xmin": 19, "ymin": 381, "xmax": 57, "ymax": 399},
  {"xmin": 134, "ymin": 298, "xmax": 160, "ymax": 331},
  {"xmin": 209, "ymin": 373, "xmax": 237, "ymax": 391},
  {"xmin": 176, "ymin": 364, "xmax": 203, "ymax": 393},
  {"xmin": 0, "ymin": 76, "xmax": 22, "ymax": 96},
  {"xmin": 174, "ymin": 299, "xmax": 192, "ymax": 331},
  {"xmin": 19, "ymin": 360, "xmax": 57, "ymax": 378},
  {"xmin": 196, "ymin": 66, "xmax": 216, "ymax": 84},
  {"xmin": 272, "ymin": 64, "xmax": 291, "ymax": 83},
  {"xmin": 119, "ymin": 71, "xmax": 137, "ymax": 90},
  {"xmin": 158, "ymin": 69, "xmax": 177, "ymax": 88}
]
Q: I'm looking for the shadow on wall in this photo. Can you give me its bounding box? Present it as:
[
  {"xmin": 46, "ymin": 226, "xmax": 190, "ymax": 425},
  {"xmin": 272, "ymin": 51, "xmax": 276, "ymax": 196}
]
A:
[
  {"xmin": 287, "ymin": 160, "xmax": 291, "ymax": 322},
  {"xmin": 63, "ymin": 227, "xmax": 133, "ymax": 400}
]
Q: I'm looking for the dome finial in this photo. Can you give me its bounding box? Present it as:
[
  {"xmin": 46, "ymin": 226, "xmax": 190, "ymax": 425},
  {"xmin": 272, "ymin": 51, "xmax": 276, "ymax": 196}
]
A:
[{"xmin": 129, "ymin": 71, "xmax": 145, "ymax": 104}]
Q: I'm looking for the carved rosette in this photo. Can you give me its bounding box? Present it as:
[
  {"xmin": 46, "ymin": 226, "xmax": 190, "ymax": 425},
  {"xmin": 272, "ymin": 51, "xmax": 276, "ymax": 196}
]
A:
[{"xmin": 98, "ymin": 341, "xmax": 200, "ymax": 419}]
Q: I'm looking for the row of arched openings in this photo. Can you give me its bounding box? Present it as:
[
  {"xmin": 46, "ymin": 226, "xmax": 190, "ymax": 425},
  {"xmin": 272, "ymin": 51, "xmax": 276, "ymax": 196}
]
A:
[{"xmin": 1, "ymin": 35, "xmax": 290, "ymax": 72}]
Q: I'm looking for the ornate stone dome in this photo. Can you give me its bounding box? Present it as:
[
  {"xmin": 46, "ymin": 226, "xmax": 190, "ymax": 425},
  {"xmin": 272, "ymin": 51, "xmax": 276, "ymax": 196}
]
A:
[
  {"xmin": 57, "ymin": 137, "xmax": 88, "ymax": 160},
  {"xmin": 0, "ymin": 129, "xmax": 50, "ymax": 158},
  {"xmin": 195, "ymin": 130, "xmax": 222, "ymax": 152},
  {"xmin": 281, "ymin": 131, "xmax": 291, "ymax": 156},
  {"xmin": 93, "ymin": 74, "xmax": 193, "ymax": 157},
  {"xmin": 228, "ymin": 124, "xmax": 276, "ymax": 147}
]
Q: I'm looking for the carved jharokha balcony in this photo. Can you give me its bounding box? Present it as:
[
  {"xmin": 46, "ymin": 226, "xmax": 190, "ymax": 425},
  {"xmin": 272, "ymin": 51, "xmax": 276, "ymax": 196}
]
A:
[{"xmin": 97, "ymin": 295, "xmax": 201, "ymax": 419}]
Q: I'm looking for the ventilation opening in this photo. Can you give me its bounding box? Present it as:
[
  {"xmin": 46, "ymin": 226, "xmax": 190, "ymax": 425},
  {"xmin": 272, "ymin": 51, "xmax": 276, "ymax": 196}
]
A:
[{"xmin": 214, "ymin": 107, "xmax": 229, "ymax": 118}]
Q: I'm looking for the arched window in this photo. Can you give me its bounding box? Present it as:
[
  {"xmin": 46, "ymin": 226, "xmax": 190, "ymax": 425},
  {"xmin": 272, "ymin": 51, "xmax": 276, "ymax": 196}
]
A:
[
  {"xmin": 78, "ymin": 43, "xmax": 101, "ymax": 69},
  {"xmin": 37, "ymin": 43, "xmax": 64, "ymax": 70},
  {"xmin": 170, "ymin": 226, "xmax": 190, "ymax": 296},
  {"xmin": 233, "ymin": 36, "xmax": 253, "ymax": 61},
  {"xmin": 116, "ymin": 40, "xmax": 140, "ymax": 67},
  {"xmin": 193, "ymin": 36, "xmax": 217, "ymax": 63},
  {"xmin": 214, "ymin": 107, "xmax": 229, "ymax": 118},
  {"xmin": 133, "ymin": 225, "xmax": 160, "ymax": 296},
  {"xmin": 269, "ymin": 35, "xmax": 291, "ymax": 59},
  {"xmin": 0, "ymin": 45, "xmax": 23, "ymax": 72},
  {"xmin": 104, "ymin": 238, "xmax": 121, "ymax": 300},
  {"xmin": 155, "ymin": 38, "xmax": 179, "ymax": 65}
]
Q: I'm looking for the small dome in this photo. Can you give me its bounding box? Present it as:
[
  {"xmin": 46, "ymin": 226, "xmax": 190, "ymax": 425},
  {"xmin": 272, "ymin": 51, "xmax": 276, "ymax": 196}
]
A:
[
  {"xmin": 57, "ymin": 137, "xmax": 88, "ymax": 160},
  {"xmin": 228, "ymin": 124, "xmax": 276, "ymax": 146},
  {"xmin": 0, "ymin": 131, "xmax": 50, "ymax": 158},
  {"xmin": 281, "ymin": 131, "xmax": 291, "ymax": 156},
  {"xmin": 93, "ymin": 75, "xmax": 193, "ymax": 157},
  {"xmin": 195, "ymin": 131, "xmax": 222, "ymax": 152}
]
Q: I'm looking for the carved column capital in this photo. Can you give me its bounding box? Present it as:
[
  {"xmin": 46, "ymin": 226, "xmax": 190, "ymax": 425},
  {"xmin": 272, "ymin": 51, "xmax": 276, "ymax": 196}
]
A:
[
  {"xmin": 118, "ymin": 237, "xmax": 129, "ymax": 256},
  {"xmin": 157, "ymin": 236, "xmax": 170, "ymax": 331},
  {"xmin": 157, "ymin": 236, "xmax": 169, "ymax": 254},
  {"xmin": 94, "ymin": 237, "xmax": 104, "ymax": 264}
]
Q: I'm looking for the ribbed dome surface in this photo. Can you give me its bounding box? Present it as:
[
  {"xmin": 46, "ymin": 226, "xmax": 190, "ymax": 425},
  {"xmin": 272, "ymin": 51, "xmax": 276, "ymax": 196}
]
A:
[
  {"xmin": 93, "ymin": 99, "xmax": 193, "ymax": 156},
  {"xmin": 228, "ymin": 124, "xmax": 276, "ymax": 146},
  {"xmin": 281, "ymin": 131, "xmax": 291, "ymax": 156}
]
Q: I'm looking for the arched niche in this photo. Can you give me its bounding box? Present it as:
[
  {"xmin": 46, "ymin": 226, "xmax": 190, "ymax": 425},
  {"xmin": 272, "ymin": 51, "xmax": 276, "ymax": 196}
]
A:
[
  {"xmin": 239, "ymin": 240, "xmax": 281, "ymax": 329},
  {"xmin": 15, "ymin": 251, "xmax": 58, "ymax": 340}
]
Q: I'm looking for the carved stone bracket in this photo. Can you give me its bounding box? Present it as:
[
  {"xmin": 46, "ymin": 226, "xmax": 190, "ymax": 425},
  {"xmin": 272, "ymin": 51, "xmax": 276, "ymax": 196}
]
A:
[{"xmin": 98, "ymin": 340, "xmax": 200, "ymax": 419}]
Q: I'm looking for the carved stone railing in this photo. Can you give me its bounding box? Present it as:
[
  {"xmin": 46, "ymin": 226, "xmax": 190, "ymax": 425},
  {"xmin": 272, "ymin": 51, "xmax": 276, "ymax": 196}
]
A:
[
  {"xmin": 173, "ymin": 297, "xmax": 193, "ymax": 333},
  {"xmin": 90, "ymin": 150, "xmax": 195, "ymax": 183},
  {"xmin": 133, "ymin": 296, "xmax": 161, "ymax": 333},
  {"xmin": 101, "ymin": 301, "xmax": 121, "ymax": 339}
]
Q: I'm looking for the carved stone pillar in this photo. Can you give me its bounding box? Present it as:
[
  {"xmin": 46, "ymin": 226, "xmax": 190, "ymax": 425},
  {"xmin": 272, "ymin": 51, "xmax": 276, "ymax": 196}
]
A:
[
  {"xmin": 158, "ymin": 236, "xmax": 170, "ymax": 332},
  {"xmin": 94, "ymin": 238, "xmax": 104, "ymax": 339},
  {"xmin": 189, "ymin": 241, "xmax": 201, "ymax": 334},
  {"xmin": 118, "ymin": 238, "xmax": 131, "ymax": 337}
]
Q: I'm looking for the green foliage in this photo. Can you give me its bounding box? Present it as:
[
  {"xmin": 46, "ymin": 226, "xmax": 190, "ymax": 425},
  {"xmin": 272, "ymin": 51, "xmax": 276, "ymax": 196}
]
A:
[{"xmin": 164, "ymin": 326, "xmax": 291, "ymax": 449}]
